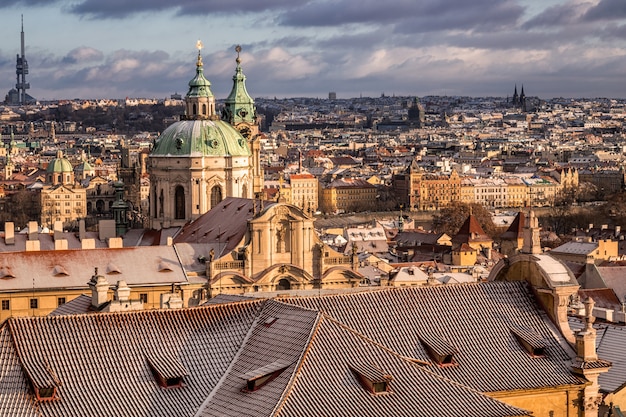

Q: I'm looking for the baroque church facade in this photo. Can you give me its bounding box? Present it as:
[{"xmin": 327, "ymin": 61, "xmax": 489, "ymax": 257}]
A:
[{"xmin": 148, "ymin": 44, "xmax": 263, "ymax": 229}]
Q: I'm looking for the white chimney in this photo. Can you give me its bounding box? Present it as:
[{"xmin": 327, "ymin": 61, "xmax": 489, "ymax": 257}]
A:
[{"xmin": 88, "ymin": 268, "xmax": 110, "ymax": 308}]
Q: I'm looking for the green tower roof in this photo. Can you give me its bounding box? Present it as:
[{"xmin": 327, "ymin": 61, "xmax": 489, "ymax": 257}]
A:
[
  {"xmin": 223, "ymin": 45, "xmax": 255, "ymax": 125},
  {"xmin": 187, "ymin": 49, "xmax": 213, "ymax": 99}
]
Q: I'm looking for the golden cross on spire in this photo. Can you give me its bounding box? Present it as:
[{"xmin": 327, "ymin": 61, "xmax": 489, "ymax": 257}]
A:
[{"xmin": 196, "ymin": 40, "xmax": 204, "ymax": 66}]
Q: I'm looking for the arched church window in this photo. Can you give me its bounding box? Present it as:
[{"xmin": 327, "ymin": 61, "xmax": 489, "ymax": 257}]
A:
[
  {"xmin": 159, "ymin": 189, "xmax": 164, "ymax": 217},
  {"xmin": 202, "ymin": 104, "xmax": 207, "ymax": 115},
  {"xmin": 276, "ymin": 278, "xmax": 291, "ymax": 291},
  {"xmin": 241, "ymin": 184, "xmax": 248, "ymax": 199},
  {"xmin": 210, "ymin": 186, "xmax": 222, "ymax": 209},
  {"xmin": 175, "ymin": 186, "xmax": 185, "ymax": 219},
  {"xmin": 193, "ymin": 104, "xmax": 197, "ymax": 115}
]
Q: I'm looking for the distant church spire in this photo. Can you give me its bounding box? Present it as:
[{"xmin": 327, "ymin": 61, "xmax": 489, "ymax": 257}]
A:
[
  {"xmin": 185, "ymin": 40, "xmax": 215, "ymax": 120},
  {"xmin": 520, "ymin": 85, "xmax": 527, "ymax": 111}
]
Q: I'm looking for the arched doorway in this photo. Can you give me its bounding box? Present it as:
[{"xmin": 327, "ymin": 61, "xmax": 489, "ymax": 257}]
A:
[
  {"xmin": 210, "ymin": 185, "xmax": 222, "ymax": 209},
  {"xmin": 175, "ymin": 186, "xmax": 185, "ymax": 219},
  {"xmin": 276, "ymin": 278, "xmax": 291, "ymax": 291}
]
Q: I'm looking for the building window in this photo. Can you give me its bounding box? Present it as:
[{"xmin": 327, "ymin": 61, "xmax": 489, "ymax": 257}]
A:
[
  {"xmin": 1, "ymin": 300, "xmax": 9, "ymax": 310},
  {"xmin": 57, "ymin": 297, "xmax": 66, "ymax": 306},
  {"xmin": 30, "ymin": 298, "xmax": 38, "ymax": 309},
  {"xmin": 210, "ymin": 186, "xmax": 222, "ymax": 209},
  {"xmin": 175, "ymin": 186, "xmax": 185, "ymax": 219},
  {"xmin": 139, "ymin": 293, "xmax": 148, "ymax": 303}
]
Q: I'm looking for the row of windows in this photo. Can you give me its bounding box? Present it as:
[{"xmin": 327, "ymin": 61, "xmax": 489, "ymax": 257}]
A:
[
  {"xmin": 0, "ymin": 294, "xmax": 149, "ymax": 311},
  {"xmin": 1, "ymin": 297, "xmax": 65, "ymax": 311},
  {"xmin": 45, "ymin": 202, "xmax": 83, "ymax": 207},
  {"xmin": 53, "ymin": 194, "xmax": 79, "ymax": 199}
]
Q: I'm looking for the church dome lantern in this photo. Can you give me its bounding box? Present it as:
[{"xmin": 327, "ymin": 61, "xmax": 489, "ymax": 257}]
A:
[{"xmin": 46, "ymin": 150, "xmax": 74, "ymax": 185}]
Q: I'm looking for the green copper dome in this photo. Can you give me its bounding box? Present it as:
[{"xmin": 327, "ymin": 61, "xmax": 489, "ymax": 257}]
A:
[
  {"xmin": 47, "ymin": 151, "xmax": 73, "ymax": 173},
  {"xmin": 151, "ymin": 119, "xmax": 251, "ymax": 157}
]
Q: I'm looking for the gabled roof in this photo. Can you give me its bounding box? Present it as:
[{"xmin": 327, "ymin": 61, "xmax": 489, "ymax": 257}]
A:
[
  {"xmin": 174, "ymin": 197, "xmax": 264, "ymax": 254},
  {"xmin": 500, "ymin": 211, "xmax": 525, "ymax": 240},
  {"xmin": 0, "ymin": 246, "xmax": 188, "ymax": 292},
  {"xmin": 452, "ymin": 215, "xmax": 492, "ymax": 245},
  {"xmin": 0, "ymin": 297, "xmax": 529, "ymax": 417},
  {"xmin": 1, "ymin": 300, "xmax": 264, "ymax": 417},
  {"xmin": 395, "ymin": 230, "xmax": 449, "ymax": 246},
  {"xmin": 272, "ymin": 313, "xmax": 529, "ymax": 417},
  {"xmin": 550, "ymin": 241, "xmax": 598, "ymax": 255},
  {"xmin": 280, "ymin": 281, "xmax": 581, "ymax": 392}
]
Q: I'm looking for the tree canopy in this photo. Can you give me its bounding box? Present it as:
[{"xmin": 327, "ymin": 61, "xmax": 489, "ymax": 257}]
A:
[{"xmin": 431, "ymin": 202, "xmax": 498, "ymax": 238}]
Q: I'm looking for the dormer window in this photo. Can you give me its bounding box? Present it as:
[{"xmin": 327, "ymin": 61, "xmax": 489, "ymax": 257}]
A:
[
  {"xmin": 35, "ymin": 386, "xmax": 57, "ymax": 401},
  {"xmin": 419, "ymin": 334, "xmax": 458, "ymax": 366},
  {"xmin": 147, "ymin": 353, "xmax": 188, "ymax": 389},
  {"xmin": 106, "ymin": 263, "xmax": 122, "ymax": 274},
  {"xmin": 264, "ymin": 317, "xmax": 278, "ymax": 327},
  {"xmin": 21, "ymin": 357, "xmax": 59, "ymax": 402},
  {"xmin": 52, "ymin": 265, "xmax": 69, "ymax": 277},
  {"xmin": 510, "ymin": 325, "xmax": 546, "ymax": 357},
  {"xmin": 240, "ymin": 360, "xmax": 291, "ymax": 392},
  {"xmin": 349, "ymin": 363, "xmax": 392, "ymax": 394},
  {"xmin": 0, "ymin": 266, "xmax": 15, "ymax": 279},
  {"xmin": 158, "ymin": 261, "xmax": 174, "ymax": 272}
]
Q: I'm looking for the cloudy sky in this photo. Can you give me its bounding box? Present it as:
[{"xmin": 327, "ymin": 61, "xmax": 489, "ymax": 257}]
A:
[{"xmin": 1, "ymin": 0, "xmax": 625, "ymax": 100}]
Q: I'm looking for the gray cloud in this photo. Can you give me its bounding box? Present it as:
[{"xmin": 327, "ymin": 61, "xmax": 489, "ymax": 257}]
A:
[
  {"xmin": 61, "ymin": 47, "xmax": 104, "ymax": 64},
  {"xmin": 598, "ymin": 23, "xmax": 626, "ymax": 40},
  {"xmin": 583, "ymin": 0, "xmax": 626, "ymax": 22},
  {"xmin": 3, "ymin": 0, "xmax": 626, "ymax": 99},
  {"xmin": 278, "ymin": 0, "xmax": 524, "ymax": 31},
  {"xmin": 68, "ymin": 0, "xmax": 302, "ymax": 19},
  {"xmin": 522, "ymin": 2, "xmax": 585, "ymax": 29},
  {"xmin": 0, "ymin": 0, "xmax": 55, "ymax": 7}
]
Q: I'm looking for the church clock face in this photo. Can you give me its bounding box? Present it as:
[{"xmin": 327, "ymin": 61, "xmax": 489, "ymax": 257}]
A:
[{"xmin": 239, "ymin": 126, "xmax": 251, "ymax": 139}]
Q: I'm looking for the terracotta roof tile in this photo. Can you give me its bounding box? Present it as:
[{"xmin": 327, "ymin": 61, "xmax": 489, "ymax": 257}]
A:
[{"xmin": 280, "ymin": 282, "xmax": 581, "ymax": 392}]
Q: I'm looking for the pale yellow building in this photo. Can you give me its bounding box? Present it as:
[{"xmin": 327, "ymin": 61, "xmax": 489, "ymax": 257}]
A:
[
  {"xmin": 40, "ymin": 185, "xmax": 86, "ymax": 228},
  {"xmin": 319, "ymin": 178, "xmax": 377, "ymax": 214},
  {"xmin": 289, "ymin": 172, "xmax": 318, "ymax": 215},
  {"xmin": 40, "ymin": 150, "xmax": 87, "ymax": 228}
]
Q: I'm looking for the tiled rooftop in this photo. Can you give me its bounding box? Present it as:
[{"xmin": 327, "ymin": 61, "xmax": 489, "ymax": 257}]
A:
[{"xmin": 280, "ymin": 281, "xmax": 581, "ymax": 392}]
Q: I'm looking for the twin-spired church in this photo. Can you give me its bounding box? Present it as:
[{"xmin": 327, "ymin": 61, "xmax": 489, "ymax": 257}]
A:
[{"xmin": 149, "ymin": 44, "xmax": 263, "ymax": 229}]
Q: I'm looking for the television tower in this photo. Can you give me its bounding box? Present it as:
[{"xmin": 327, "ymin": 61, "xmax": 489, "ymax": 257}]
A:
[{"xmin": 15, "ymin": 15, "xmax": 30, "ymax": 105}]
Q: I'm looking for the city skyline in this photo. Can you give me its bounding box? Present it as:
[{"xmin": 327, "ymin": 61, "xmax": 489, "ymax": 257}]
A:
[{"xmin": 1, "ymin": 0, "xmax": 626, "ymax": 101}]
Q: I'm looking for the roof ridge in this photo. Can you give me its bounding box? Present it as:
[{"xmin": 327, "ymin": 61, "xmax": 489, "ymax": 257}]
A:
[
  {"xmin": 269, "ymin": 308, "xmax": 324, "ymax": 417},
  {"xmin": 194, "ymin": 299, "xmax": 269, "ymax": 414},
  {"xmin": 6, "ymin": 297, "xmax": 267, "ymax": 323}
]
